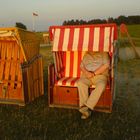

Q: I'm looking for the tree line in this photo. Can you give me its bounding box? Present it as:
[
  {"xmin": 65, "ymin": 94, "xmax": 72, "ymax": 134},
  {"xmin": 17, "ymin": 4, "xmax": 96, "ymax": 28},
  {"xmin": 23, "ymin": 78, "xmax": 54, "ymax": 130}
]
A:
[
  {"xmin": 62, "ymin": 15, "xmax": 140, "ymax": 25},
  {"xmin": 14, "ymin": 15, "xmax": 140, "ymax": 30},
  {"xmin": 15, "ymin": 22, "xmax": 27, "ymax": 30}
]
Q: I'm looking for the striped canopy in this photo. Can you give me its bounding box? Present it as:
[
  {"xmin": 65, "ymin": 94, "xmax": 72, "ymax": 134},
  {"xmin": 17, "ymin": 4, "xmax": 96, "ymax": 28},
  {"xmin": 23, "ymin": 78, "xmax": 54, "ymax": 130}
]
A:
[{"xmin": 49, "ymin": 24, "xmax": 117, "ymax": 52}]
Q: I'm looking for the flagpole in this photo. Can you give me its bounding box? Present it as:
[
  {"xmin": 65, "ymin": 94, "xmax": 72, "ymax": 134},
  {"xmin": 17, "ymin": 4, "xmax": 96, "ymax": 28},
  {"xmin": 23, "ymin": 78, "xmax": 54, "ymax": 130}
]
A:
[
  {"xmin": 32, "ymin": 12, "xmax": 38, "ymax": 31},
  {"xmin": 32, "ymin": 14, "xmax": 35, "ymax": 31}
]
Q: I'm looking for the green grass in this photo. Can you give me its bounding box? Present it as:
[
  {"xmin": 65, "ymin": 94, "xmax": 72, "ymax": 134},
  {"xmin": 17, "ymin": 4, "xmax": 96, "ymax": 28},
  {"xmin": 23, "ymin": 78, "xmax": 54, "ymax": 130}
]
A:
[
  {"xmin": 127, "ymin": 24, "xmax": 140, "ymax": 38},
  {"xmin": 39, "ymin": 45, "xmax": 53, "ymax": 92},
  {"xmin": 0, "ymin": 45, "xmax": 140, "ymax": 140},
  {"xmin": 36, "ymin": 31, "xmax": 49, "ymax": 44},
  {"xmin": 119, "ymin": 24, "xmax": 140, "ymax": 47},
  {"xmin": 127, "ymin": 24, "xmax": 140, "ymax": 47},
  {"xmin": 0, "ymin": 25, "xmax": 140, "ymax": 140}
]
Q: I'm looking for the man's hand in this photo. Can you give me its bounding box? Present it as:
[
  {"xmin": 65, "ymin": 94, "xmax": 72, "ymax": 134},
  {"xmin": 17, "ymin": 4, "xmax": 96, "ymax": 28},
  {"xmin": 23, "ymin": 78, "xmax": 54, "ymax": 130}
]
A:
[
  {"xmin": 80, "ymin": 65, "xmax": 94, "ymax": 79},
  {"xmin": 85, "ymin": 71, "xmax": 94, "ymax": 79}
]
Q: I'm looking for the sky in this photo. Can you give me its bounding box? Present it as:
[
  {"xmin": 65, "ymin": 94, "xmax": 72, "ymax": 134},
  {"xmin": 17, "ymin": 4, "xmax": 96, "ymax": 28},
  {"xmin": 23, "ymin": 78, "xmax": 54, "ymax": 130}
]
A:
[{"xmin": 0, "ymin": 0, "xmax": 140, "ymax": 31}]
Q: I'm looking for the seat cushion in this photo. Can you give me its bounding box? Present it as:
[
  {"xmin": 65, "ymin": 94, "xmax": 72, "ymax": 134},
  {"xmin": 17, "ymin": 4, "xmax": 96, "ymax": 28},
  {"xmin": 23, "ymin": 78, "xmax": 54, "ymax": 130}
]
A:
[
  {"xmin": 55, "ymin": 77, "xmax": 79, "ymax": 87},
  {"xmin": 55, "ymin": 77, "xmax": 96, "ymax": 88}
]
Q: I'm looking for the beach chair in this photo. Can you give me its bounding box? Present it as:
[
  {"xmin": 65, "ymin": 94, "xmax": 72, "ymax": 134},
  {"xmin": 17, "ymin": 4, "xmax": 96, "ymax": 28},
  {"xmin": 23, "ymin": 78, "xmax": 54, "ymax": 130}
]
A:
[
  {"xmin": 0, "ymin": 27, "xmax": 44, "ymax": 106},
  {"xmin": 48, "ymin": 24, "xmax": 118, "ymax": 112}
]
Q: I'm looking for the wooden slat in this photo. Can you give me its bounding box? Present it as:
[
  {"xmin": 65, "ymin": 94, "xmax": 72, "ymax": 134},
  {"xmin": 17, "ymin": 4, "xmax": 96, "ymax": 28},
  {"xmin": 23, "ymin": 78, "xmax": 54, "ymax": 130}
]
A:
[
  {"xmin": 0, "ymin": 59, "xmax": 20, "ymax": 63},
  {"xmin": 10, "ymin": 42, "xmax": 19, "ymax": 88},
  {"xmin": 38, "ymin": 57, "xmax": 44, "ymax": 96},
  {"xmin": 33, "ymin": 60, "xmax": 38, "ymax": 98},
  {"xmin": 0, "ymin": 42, "xmax": 1, "ymax": 56},
  {"xmin": 28, "ymin": 65, "xmax": 33, "ymax": 101},
  {"xmin": 16, "ymin": 47, "xmax": 23, "ymax": 88},
  {"xmin": 1, "ymin": 80, "xmax": 21, "ymax": 84},
  {"xmin": 0, "ymin": 43, "xmax": 7, "ymax": 80},
  {"xmin": 4, "ymin": 43, "xmax": 12, "ymax": 84},
  {"xmin": 27, "ymin": 64, "xmax": 33, "ymax": 101}
]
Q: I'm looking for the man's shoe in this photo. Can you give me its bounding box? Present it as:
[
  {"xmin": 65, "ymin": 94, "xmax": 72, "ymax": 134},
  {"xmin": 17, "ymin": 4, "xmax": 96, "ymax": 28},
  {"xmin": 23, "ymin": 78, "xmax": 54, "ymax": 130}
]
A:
[
  {"xmin": 81, "ymin": 110, "xmax": 91, "ymax": 119},
  {"xmin": 79, "ymin": 106, "xmax": 91, "ymax": 119},
  {"xmin": 79, "ymin": 106, "xmax": 88, "ymax": 114}
]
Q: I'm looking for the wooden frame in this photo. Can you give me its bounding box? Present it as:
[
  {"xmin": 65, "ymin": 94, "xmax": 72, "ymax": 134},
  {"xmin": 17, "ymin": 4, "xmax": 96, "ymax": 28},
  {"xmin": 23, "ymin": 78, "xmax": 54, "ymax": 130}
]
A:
[
  {"xmin": 48, "ymin": 50, "xmax": 118, "ymax": 113},
  {"xmin": 0, "ymin": 27, "xmax": 44, "ymax": 106},
  {"xmin": 48, "ymin": 24, "xmax": 118, "ymax": 113}
]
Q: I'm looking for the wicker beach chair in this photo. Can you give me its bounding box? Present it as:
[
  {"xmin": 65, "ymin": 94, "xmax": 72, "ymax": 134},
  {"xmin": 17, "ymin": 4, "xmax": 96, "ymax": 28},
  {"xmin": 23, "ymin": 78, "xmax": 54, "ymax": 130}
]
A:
[{"xmin": 48, "ymin": 24, "xmax": 118, "ymax": 112}]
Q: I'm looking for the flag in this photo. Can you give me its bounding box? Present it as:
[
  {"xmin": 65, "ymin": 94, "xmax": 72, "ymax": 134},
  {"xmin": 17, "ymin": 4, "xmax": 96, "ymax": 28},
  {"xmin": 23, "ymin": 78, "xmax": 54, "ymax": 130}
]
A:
[{"xmin": 33, "ymin": 12, "xmax": 38, "ymax": 16}]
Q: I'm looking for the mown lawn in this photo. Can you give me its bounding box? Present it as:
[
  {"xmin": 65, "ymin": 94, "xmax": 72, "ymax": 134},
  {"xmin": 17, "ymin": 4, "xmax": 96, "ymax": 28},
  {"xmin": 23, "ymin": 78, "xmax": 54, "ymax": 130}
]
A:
[
  {"xmin": 119, "ymin": 24, "xmax": 140, "ymax": 47},
  {"xmin": 128, "ymin": 24, "xmax": 140, "ymax": 47},
  {"xmin": 0, "ymin": 25, "xmax": 140, "ymax": 140},
  {"xmin": 0, "ymin": 45, "xmax": 139, "ymax": 140},
  {"xmin": 127, "ymin": 24, "xmax": 140, "ymax": 38}
]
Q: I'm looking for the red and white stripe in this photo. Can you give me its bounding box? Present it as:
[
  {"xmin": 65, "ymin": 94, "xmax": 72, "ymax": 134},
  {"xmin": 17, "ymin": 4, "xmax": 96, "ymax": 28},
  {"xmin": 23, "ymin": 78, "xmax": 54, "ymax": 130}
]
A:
[
  {"xmin": 54, "ymin": 50, "xmax": 114, "ymax": 87},
  {"xmin": 55, "ymin": 77, "xmax": 96, "ymax": 88},
  {"xmin": 54, "ymin": 51, "xmax": 86, "ymax": 78},
  {"xmin": 50, "ymin": 24, "xmax": 117, "ymax": 52},
  {"xmin": 56, "ymin": 77, "xmax": 79, "ymax": 87},
  {"xmin": 53, "ymin": 52, "xmax": 64, "ymax": 78},
  {"xmin": 50, "ymin": 24, "xmax": 117, "ymax": 87}
]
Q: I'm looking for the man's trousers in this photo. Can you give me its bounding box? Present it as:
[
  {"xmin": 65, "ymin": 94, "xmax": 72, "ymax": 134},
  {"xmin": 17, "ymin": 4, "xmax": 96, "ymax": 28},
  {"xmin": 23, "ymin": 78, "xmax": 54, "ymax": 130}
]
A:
[{"xmin": 77, "ymin": 75, "xmax": 107, "ymax": 110}]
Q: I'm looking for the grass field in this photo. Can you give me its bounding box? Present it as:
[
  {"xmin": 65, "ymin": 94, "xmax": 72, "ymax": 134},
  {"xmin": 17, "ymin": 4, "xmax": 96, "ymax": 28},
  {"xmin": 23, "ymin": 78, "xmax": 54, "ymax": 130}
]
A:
[
  {"xmin": 0, "ymin": 25, "xmax": 140, "ymax": 140},
  {"xmin": 119, "ymin": 24, "xmax": 140, "ymax": 47},
  {"xmin": 127, "ymin": 24, "xmax": 140, "ymax": 38}
]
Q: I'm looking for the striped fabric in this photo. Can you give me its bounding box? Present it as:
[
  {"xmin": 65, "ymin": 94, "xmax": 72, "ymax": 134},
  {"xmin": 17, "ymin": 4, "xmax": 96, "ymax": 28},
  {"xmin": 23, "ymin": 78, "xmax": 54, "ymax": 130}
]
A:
[
  {"xmin": 54, "ymin": 51, "xmax": 112, "ymax": 87},
  {"xmin": 50, "ymin": 24, "xmax": 117, "ymax": 87},
  {"xmin": 56, "ymin": 77, "xmax": 79, "ymax": 87},
  {"xmin": 49, "ymin": 24, "xmax": 117, "ymax": 52},
  {"xmin": 53, "ymin": 52, "xmax": 64, "ymax": 78},
  {"xmin": 53, "ymin": 51, "xmax": 85, "ymax": 78},
  {"xmin": 55, "ymin": 77, "xmax": 96, "ymax": 88},
  {"xmin": 62, "ymin": 51, "xmax": 85, "ymax": 78},
  {"xmin": 54, "ymin": 51, "xmax": 96, "ymax": 87},
  {"xmin": 54, "ymin": 51, "xmax": 84, "ymax": 87}
]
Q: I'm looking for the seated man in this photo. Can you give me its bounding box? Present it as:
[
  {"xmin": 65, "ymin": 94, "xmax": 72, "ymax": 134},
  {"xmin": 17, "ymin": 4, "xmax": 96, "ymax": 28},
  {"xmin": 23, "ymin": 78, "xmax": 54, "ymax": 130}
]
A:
[{"xmin": 77, "ymin": 51, "xmax": 110, "ymax": 119}]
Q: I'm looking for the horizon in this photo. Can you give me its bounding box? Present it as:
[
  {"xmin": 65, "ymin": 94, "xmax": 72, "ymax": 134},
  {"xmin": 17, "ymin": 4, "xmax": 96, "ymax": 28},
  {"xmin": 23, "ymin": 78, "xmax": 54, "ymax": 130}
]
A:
[{"xmin": 0, "ymin": 0, "xmax": 140, "ymax": 31}]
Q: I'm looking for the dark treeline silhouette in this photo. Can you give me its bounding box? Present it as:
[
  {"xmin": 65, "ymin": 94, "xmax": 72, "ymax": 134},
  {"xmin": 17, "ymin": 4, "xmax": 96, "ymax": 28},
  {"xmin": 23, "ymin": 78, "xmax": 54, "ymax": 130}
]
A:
[
  {"xmin": 63, "ymin": 15, "xmax": 140, "ymax": 25},
  {"xmin": 15, "ymin": 22, "xmax": 27, "ymax": 30}
]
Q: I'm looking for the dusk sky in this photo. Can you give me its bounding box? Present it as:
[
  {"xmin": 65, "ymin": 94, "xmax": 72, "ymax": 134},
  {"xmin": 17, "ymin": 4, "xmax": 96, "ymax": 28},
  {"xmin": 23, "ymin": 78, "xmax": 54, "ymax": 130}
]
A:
[{"xmin": 0, "ymin": 0, "xmax": 140, "ymax": 31}]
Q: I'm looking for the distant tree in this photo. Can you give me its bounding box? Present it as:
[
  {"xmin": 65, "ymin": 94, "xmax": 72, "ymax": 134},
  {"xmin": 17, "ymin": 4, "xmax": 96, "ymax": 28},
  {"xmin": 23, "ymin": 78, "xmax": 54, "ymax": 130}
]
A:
[
  {"xmin": 79, "ymin": 19, "xmax": 87, "ymax": 25},
  {"xmin": 101, "ymin": 19, "xmax": 107, "ymax": 24},
  {"xmin": 75, "ymin": 19, "xmax": 80, "ymax": 25},
  {"xmin": 15, "ymin": 22, "xmax": 27, "ymax": 30},
  {"xmin": 128, "ymin": 15, "xmax": 140, "ymax": 24},
  {"xmin": 69, "ymin": 19, "xmax": 75, "ymax": 25},
  {"xmin": 87, "ymin": 19, "xmax": 94, "ymax": 24},
  {"xmin": 117, "ymin": 15, "xmax": 128, "ymax": 25},
  {"xmin": 91, "ymin": 19, "xmax": 106, "ymax": 24},
  {"xmin": 62, "ymin": 15, "xmax": 140, "ymax": 26},
  {"xmin": 107, "ymin": 17, "xmax": 114, "ymax": 23},
  {"xmin": 63, "ymin": 20, "xmax": 67, "ymax": 25}
]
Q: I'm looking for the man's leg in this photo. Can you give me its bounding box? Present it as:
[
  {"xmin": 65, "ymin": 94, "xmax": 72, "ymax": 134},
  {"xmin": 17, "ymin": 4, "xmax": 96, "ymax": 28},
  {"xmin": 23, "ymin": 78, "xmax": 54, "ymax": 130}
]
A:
[
  {"xmin": 77, "ymin": 77, "xmax": 91, "ymax": 108},
  {"xmin": 85, "ymin": 75, "xmax": 107, "ymax": 110}
]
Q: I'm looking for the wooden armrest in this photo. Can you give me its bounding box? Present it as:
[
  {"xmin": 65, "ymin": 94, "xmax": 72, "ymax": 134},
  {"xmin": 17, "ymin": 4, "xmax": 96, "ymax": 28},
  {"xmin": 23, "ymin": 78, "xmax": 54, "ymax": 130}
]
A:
[{"xmin": 48, "ymin": 63, "xmax": 57, "ymax": 85}]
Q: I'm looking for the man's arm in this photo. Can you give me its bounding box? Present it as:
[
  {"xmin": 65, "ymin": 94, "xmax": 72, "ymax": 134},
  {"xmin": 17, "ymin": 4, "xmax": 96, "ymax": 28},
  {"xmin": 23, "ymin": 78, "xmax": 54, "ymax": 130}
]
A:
[
  {"xmin": 80, "ymin": 52, "xmax": 110, "ymax": 78},
  {"xmin": 81, "ymin": 63, "xmax": 109, "ymax": 78},
  {"xmin": 81, "ymin": 65, "xmax": 93, "ymax": 78},
  {"xmin": 94, "ymin": 63, "xmax": 109, "ymax": 75},
  {"xmin": 94, "ymin": 53, "xmax": 110, "ymax": 75}
]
